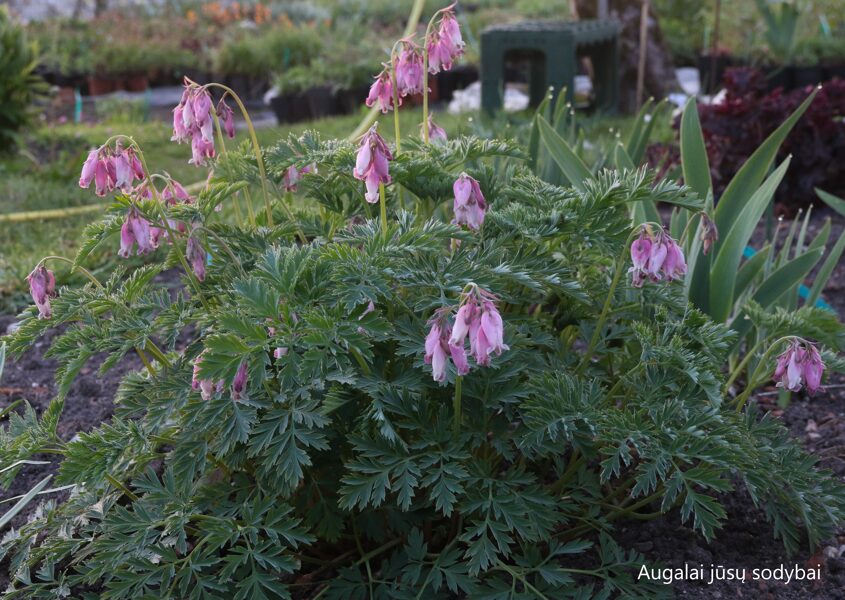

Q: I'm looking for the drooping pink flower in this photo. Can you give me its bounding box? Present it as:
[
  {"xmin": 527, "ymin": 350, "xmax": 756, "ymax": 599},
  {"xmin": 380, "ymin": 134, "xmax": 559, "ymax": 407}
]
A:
[
  {"xmin": 424, "ymin": 322, "xmax": 449, "ymax": 382},
  {"xmin": 186, "ymin": 236, "xmax": 206, "ymax": 281},
  {"xmin": 283, "ymin": 163, "xmax": 316, "ymax": 192},
  {"xmin": 79, "ymin": 150, "xmax": 99, "ymax": 188},
  {"xmin": 192, "ymin": 351, "xmax": 223, "ymax": 401},
  {"xmin": 232, "ymin": 361, "xmax": 248, "ymax": 400},
  {"xmin": 628, "ymin": 226, "xmax": 687, "ymax": 286},
  {"xmin": 112, "ymin": 151, "xmax": 133, "ymax": 190},
  {"xmin": 190, "ymin": 135, "xmax": 215, "ymax": 166},
  {"xmin": 421, "ymin": 116, "xmax": 447, "ymax": 142},
  {"xmin": 94, "ymin": 158, "xmax": 110, "ymax": 197},
  {"xmin": 172, "ymin": 80, "xmax": 218, "ymax": 166},
  {"xmin": 432, "ymin": 285, "xmax": 508, "ymax": 378},
  {"xmin": 26, "ymin": 264, "xmax": 56, "ymax": 319},
  {"xmin": 427, "ymin": 6, "xmax": 464, "ymax": 74},
  {"xmin": 274, "ymin": 347, "xmax": 288, "ymax": 360},
  {"xmin": 353, "ymin": 125, "xmax": 393, "ymax": 204},
  {"xmin": 216, "ymin": 99, "xmax": 235, "ymax": 139},
  {"xmin": 803, "ymin": 344, "xmax": 825, "ymax": 396},
  {"xmin": 394, "ymin": 43, "xmax": 425, "ymax": 97},
  {"xmin": 452, "ymin": 173, "xmax": 486, "ymax": 230},
  {"xmin": 118, "ymin": 207, "xmax": 153, "ymax": 258},
  {"xmin": 365, "ymin": 70, "xmax": 397, "ymax": 113}
]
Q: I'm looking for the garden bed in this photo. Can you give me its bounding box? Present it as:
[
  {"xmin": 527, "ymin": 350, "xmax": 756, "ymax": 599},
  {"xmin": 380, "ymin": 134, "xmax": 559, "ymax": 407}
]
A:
[{"xmin": 2, "ymin": 208, "xmax": 844, "ymax": 597}]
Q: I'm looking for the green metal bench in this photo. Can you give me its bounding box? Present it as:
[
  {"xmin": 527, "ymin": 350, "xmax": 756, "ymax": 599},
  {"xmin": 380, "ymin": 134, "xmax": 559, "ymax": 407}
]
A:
[{"xmin": 480, "ymin": 20, "xmax": 619, "ymax": 114}]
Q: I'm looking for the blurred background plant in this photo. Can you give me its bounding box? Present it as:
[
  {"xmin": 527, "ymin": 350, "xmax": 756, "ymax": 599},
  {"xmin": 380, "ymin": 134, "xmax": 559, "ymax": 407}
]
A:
[{"xmin": 0, "ymin": 6, "xmax": 46, "ymax": 152}]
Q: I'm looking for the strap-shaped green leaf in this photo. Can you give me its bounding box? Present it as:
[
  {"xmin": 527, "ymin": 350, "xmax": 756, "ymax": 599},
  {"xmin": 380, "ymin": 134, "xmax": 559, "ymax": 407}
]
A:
[
  {"xmin": 731, "ymin": 248, "xmax": 825, "ymax": 341},
  {"xmin": 536, "ymin": 115, "xmax": 593, "ymax": 193},
  {"xmin": 0, "ymin": 475, "xmax": 52, "ymax": 530},
  {"xmin": 714, "ymin": 89, "xmax": 817, "ymax": 235},
  {"xmin": 816, "ymin": 188, "xmax": 845, "ymax": 218},
  {"xmin": 680, "ymin": 97, "xmax": 711, "ymax": 201},
  {"xmin": 807, "ymin": 230, "xmax": 845, "ymax": 306},
  {"xmin": 709, "ymin": 158, "xmax": 791, "ymax": 322},
  {"xmin": 629, "ymin": 99, "xmax": 667, "ymax": 165},
  {"xmin": 733, "ymin": 245, "xmax": 770, "ymax": 304}
]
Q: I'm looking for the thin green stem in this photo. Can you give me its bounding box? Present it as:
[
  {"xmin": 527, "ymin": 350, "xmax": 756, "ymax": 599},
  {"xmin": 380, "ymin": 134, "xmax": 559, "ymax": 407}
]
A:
[
  {"xmin": 195, "ymin": 225, "xmax": 245, "ymax": 277},
  {"xmin": 105, "ymin": 473, "xmax": 139, "ymax": 502},
  {"xmin": 495, "ymin": 562, "xmax": 551, "ymax": 600},
  {"xmin": 452, "ymin": 375, "xmax": 462, "ymax": 439},
  {"xmin": 135, "ymin": 348, "xmax": 156, "ymax": 377},
  {"xmin": 378, "ymin": 182, "xmax": 389, "ymax": 239},
  {"xmin": 201, "ymin": 82, "xmax": 273, "ymax": 226},
  {"xmin": 390, "ymin": 60, "xmax": 402, "ymax": 154},
  {"xmin": 724, "ymin": 338, "xmax": 765, "ymax": 393},
  {"xmin": 39, "ymin": 256, "xmax": 102, "ymax": 289},
  {"xmin": 575, "ymin": 252, "xmax": 626, "ymax": 375},
  {"xmin": 132, "ymin": 143, "xmax": 210, "ymax": 311},
  {"xmin": 209, "ymin": 109, "xmax": 246, "ymax": 227},
  {"xmin": 351, "ymin": 518, "xmax": 374, "ymax": 600},
  {"xmin": 734, "ymin": 336, "xmax": 796, "ymax": 412}
]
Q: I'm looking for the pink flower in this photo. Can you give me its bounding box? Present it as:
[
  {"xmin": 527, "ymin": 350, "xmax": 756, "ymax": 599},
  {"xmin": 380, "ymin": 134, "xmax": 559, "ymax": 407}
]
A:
[
  {"xmin": 421, "ymin": 116, "xmax": 447, "ymax": 142},
  {"xmin": 112, "ymin": 152, "xmax": 133, "ymax": 190},
  {"xmin": 449, "ymin": 303, "xmax": 475, "ymax": 346},
  {"xmin": 162, "ymin": 180, "xmax": 191, "ymax": 204},
  {"xmin": 395, "ymin": 44, "xmax": 425, "ymax": 97},
  {"xmin": 26, "ymin": 264, "xmax": 56, "ymax": 319},
  {"xmin": 434, "ymin": 285, "xmax": 508, "ymax": 377},
  {"xmin": 661, "ymin": 236, "xmax": 687, "ymax": 281},
  {"xmin": 426, "ymin": 6, "xmax": 464, "ymax": 74},
  {"xmin": 172, "ymin": 80, "xmax": 218, "ymax": 166},
  {"xmin": 803, "ymin": 344, "xmax": 825, "ymax": 396},
  {"xmin": 365, "ymin": 70, "xmax": 397, "ymax": 113},
  {"xmin": 628, "ymin": 226, "xmax": 687, "ymax": 286},
  {"xmin": 452, "ymin": 173, "xmax": 486, "ymax": 230},
  {"xmin": 94, "ymin": 158, "xmax": 110, "ymax": 197},
  {"xmin": 190, "ymin": 135, "xmax": 215, "ymax": 166},
  {"xmin": 186, "ymin": 236, "xmax": 206, "ymax": 281},
  {"xmin": 118, "ymin": 207, "xmax": 153, "ymax": 258},
  {"xmin": 353, "ymin": 125, "xmax": 393, "ymax": 204},
  {"xmin": 216, "ymin": 99, "xmax": 235, "ymax": 139},
  {"xmin": 274, "ymin": 347, "xmax": 288, "ymax": 360},
  {"xmin": 192, "ymin": 351, "xmax": 223, "ymax": 400},
  {"xmin": 775, "ymin": 343, "xmax": 806, "ymax": 392},
  {"xmin": 283, "ymin": 163, "xmax": 315, "ymax": 192},
  {"xmin": 79, "ymin": 150, "xmax": 98, "ymax": 188},
  {"xmin": 232, "ymin": 361, "xmax": 248, "ymax": 400},
  {"xmin": 424, "ymin": 322, "xmax": 449, "ymax": 382}
]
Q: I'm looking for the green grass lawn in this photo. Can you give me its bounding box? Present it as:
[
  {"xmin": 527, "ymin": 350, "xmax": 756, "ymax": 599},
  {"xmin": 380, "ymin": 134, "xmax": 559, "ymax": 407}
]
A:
[{"xmin": 0, "ymin": 104, "xmax": 659, "ymax": 313}]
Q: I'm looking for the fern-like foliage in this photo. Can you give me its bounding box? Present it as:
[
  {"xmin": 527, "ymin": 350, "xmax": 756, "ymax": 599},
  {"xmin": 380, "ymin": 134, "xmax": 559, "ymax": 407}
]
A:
[{"xmin": 1, "ymin": 125, "xmax": 843, "ymax": 599}]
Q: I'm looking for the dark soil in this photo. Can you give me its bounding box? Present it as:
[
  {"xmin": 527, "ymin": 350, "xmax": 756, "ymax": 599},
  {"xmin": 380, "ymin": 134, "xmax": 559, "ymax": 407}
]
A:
[{"xmin": 1, "ymin": 210, "xmax": 844, "ymax": 598}]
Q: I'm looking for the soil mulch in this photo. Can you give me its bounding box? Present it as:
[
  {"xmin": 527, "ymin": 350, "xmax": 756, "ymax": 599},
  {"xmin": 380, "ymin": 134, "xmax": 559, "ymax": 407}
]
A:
[{"xmin": 1, "ymin": 210, "xmax": 844, "ymax": 598}]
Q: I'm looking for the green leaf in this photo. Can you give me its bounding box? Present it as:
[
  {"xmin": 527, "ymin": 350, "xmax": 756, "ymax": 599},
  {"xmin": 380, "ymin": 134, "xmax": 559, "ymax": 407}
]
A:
[
  {"xmin": 628, "ymin": 98, "xmax": 666, "ymax": 164},
  {"xmin": 807, "ymin": 229, "xmax": 845, "ymax": 306},
  {"xmin": 537, "ymin": 115, "xmax": 593, "ymax": 192},
  {"xmin": 816, "ymin": 188, "xmax": 845, "ymax": 218},
  {"xmin": 709, "ymin": 158, "xmax": 790, "ymax": 322},
  {"xmin": 680, "ymin": 97, "xmax": 711, "ymax": 201},
  {"xmin": 714, "ymin": 88, "xmax": 817, "ymax": 235},
  {"xmin": 0, "ymin": 474, "xmax": 52, "ymax": 529},
  {"xmin": 733, "ymin": 245, "xmax": 770, "ymax": 303}
]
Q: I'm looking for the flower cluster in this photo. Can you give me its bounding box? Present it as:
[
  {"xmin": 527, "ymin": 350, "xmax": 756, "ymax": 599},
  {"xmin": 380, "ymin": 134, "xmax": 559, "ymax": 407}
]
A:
[
  {"xmin": 426, "ymin": 5, "xmax": 464, "ymax": 74},
  {"xmin": 171, "ymin": 80, "xmax": 235, "ymax": 166},
  {"xmin": 425, "ymin": 286, "xmax": 508, "ymax": 381},
  {"xmin": 353, "ymin": 125, "xmax": 393, "ymax": 203},
  {"xmin": 773, "ymin": 340, "xmax": 825, "ymax": 396},
  {"xmin": 452, "ymin": 173, "xmax": 486, "ymax": 230},
  {"xmin": 26, "ymin": 265, "xmax": 56, "ymax": 319},
  {"xmin": 79, "ymin": 144, "xmax": 145, "ymax": 197},
  {"xmin": 365, "ymin": 4, "xmax": 464, "ymax": 113},
  {"xmin": 119, "ymin": 207, "xmax": 153, "ymax": 258},
  {"xmin": 629, "ymin": 226, "xmax": 687, "ymax": 287}
]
